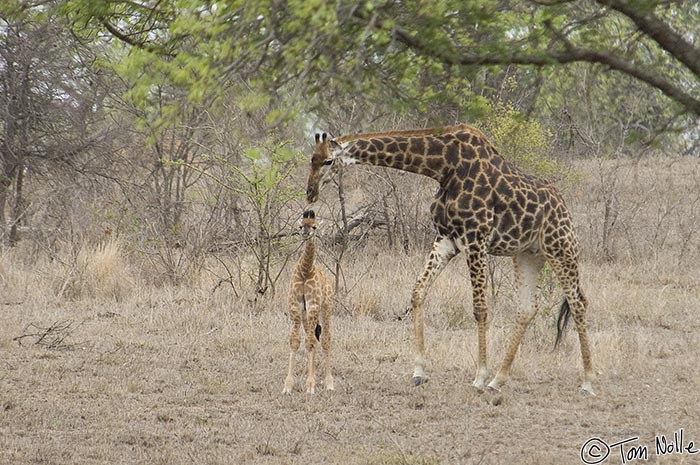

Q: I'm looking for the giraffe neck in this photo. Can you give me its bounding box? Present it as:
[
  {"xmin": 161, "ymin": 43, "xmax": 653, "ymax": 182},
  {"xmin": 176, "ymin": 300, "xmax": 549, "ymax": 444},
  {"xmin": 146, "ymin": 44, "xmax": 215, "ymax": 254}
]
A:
[
  {"xmin": 298, "ymin": 238, "xmax": 316, "ymax": 280},
  {"xmin": 341, "ymin": 133, "xmax": 473, "ymax": 182}
]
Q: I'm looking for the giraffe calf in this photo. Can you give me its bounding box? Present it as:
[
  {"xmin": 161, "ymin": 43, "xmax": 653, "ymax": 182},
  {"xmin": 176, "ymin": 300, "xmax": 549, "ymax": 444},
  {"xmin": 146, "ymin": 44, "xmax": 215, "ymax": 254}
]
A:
[{"xmin": 283, "ymin": 210, "xmax": 334, "ymax": 394}]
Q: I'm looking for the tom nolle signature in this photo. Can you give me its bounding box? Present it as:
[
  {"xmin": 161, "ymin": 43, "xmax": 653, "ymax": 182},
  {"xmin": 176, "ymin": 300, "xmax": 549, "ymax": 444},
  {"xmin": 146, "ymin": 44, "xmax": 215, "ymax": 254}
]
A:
[{"xmin": 580, "ymin": 429, "xmax": 698, "ymax": 464}]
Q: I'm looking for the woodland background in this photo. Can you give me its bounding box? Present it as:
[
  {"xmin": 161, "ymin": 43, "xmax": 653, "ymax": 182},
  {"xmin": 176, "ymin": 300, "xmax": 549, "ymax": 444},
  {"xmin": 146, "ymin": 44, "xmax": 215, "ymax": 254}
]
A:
[{"xmin": 1, "ymin": 1, "xmax": 700, "ymax": 464}]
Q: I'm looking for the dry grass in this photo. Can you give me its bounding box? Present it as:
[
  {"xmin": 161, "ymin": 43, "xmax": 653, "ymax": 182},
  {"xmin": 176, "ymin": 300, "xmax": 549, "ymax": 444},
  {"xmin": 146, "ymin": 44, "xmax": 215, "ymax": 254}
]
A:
[{"xmin": 2, "ymin": 158, "xmax": 700, "ymax": 464}]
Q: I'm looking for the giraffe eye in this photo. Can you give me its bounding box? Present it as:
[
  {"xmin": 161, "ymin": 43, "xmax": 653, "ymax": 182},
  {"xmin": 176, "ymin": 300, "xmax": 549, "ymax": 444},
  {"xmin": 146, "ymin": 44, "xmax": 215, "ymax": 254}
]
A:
[{"xmin": 322, "ymin": 159, "xmax": 333, "ymax": 166}]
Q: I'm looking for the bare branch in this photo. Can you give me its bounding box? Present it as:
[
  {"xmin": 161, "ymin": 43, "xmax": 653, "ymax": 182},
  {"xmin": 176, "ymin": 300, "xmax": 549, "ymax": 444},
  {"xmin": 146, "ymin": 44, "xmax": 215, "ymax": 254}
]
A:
[
  {"xmin": 99, "ymin": 18, "xmax": 175, "ymax": 57},
  {"xmin": 382, "ymin": 16, "xmax": 700, "ymax": 115},
  {"xmin": 597, "ymin": 0, "xmax": 700, "ymax": 76}
]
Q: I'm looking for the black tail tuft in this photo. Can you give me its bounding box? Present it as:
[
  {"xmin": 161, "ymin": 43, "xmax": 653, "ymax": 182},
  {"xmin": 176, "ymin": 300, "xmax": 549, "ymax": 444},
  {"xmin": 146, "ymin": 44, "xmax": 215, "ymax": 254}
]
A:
[
  {"xmin": 554, "ymin": 298, "xmax": 571, "ymax": 349},
  {"xmin": 314, "ymin": 323, "xmax": 322, "ymax": 341}
]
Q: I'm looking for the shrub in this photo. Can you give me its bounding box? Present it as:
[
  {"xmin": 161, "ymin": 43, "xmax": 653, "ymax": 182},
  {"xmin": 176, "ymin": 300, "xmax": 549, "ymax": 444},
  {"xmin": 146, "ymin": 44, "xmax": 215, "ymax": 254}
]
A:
[{"xmin": 483, "ymin": 104, "xmax": 561, "ymax": 180}]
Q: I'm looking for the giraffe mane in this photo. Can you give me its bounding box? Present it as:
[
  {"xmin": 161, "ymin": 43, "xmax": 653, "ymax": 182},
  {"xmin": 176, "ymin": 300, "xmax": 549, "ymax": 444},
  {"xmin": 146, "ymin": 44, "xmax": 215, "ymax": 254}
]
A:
[{"xmin": 332, "ymin": 123, "xmax": 488, "ymax": 144}]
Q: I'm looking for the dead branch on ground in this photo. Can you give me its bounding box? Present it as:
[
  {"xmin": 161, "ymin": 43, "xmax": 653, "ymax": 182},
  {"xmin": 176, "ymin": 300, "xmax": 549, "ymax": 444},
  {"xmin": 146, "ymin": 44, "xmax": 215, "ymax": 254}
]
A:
[{"xmin": 13, "ymin": 320, "xmax": 83, "ymax": 350}]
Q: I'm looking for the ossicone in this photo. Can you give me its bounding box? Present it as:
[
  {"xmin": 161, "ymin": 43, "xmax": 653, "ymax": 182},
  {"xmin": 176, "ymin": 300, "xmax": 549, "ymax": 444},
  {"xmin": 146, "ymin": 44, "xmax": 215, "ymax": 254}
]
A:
[{"xmin": 303, "ymin": 210, "xmax": 316, "ymax": 219}]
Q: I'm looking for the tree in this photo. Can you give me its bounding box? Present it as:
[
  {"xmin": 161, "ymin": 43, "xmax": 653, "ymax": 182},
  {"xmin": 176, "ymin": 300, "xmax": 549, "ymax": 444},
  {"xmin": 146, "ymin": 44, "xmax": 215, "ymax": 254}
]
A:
[
  {"xmin": 1, "ymin": 3, "xmax": 107, "ymax": 246},
  {"xmin": 371, "ymin": 0, "xmax": 700, "ymax": 116},
  {"xmin": 62, "ymin": 1, "xmax": 699, "ymax": 120}
]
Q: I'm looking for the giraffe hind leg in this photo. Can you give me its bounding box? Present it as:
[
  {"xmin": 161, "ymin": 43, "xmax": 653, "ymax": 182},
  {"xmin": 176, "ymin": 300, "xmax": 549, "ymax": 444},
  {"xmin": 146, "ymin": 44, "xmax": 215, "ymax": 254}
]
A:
[
  {"xmin": 488, "ymin": 253, "xmax": 544, "ymax": 391},
  {"xmin": 551, "ymin": 260, "xmax": 596, "ymax": 395},
  {"xmin": 321, "ymin": 288, "xmax": 334, "ymax": 391},
  {"xmin": 568, "ymin": 288, "xmax": 595, "ymax": 395}
]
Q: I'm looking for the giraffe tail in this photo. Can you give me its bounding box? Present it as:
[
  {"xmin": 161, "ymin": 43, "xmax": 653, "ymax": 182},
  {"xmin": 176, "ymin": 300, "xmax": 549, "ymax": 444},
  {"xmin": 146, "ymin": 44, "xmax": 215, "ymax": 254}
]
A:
[
  {"xmin": 554, "ymin": 298, "xmax": 570, "ymax": 349},
  {"xmin": 554, "ymin": 287, "xmax": 586, "ymax": 348}
]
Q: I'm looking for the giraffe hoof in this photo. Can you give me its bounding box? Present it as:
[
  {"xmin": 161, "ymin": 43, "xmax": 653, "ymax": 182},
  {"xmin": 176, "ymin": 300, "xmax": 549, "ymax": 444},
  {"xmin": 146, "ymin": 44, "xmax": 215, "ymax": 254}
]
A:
[
  {"xmin": 472, "ymin": 379, "xmax": 487, "ymax": 391},
  {"xmin": 306, "ymin": 381, "xmax": 316, "ymax": 395},
  {"xmin": 580, "ymin": 382, "xmax": 596, "ymax": 396},
  {"xmin": 412, "ymin": 376, "xmax": 428, "ymax": 386},
  {"xmin": 487, "ymin": 375, "xmax": 505, "ymax": 392}
]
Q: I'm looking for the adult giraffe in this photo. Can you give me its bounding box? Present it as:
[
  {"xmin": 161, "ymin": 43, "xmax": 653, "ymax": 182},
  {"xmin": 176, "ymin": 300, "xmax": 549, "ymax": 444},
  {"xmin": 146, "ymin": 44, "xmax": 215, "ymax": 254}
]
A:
[{"xmin": 306, "ymin": 125, "xmax": 594, "ymax": 395}]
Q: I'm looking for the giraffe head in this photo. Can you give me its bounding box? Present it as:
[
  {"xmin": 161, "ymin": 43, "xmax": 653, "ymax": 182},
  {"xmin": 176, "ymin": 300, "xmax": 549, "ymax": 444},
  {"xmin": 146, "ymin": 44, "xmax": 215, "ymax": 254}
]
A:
[
  {"xmin": 306, "ymin": 133, "xmax": 336, "ymax": 203},
  {"xmin": 299, "ymin": 209, "xmax": 318, "ymax": 239},
  {"xmin": 306, "ymin": 132, "xmax": 359, "ymax": 203}
]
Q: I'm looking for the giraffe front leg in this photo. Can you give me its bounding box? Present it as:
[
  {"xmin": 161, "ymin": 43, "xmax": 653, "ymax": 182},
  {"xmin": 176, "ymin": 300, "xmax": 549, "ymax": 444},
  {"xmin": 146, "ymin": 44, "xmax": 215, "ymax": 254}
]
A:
[
  {"xmin": 304, "ymin": 299, "xmax": 321, "ymax": 394},
  {"xmin": 283, "ymin": 349, "xmax": 297, "ymax": 394},
  {"xmin": 284, "ymin": 297, "xmax": 303, "ymax": 394},
  {"xmin": 412, "ymin": 291, "xmax": 426, "ymax": 385},
  {"xmin": 305, "ymin": 344, "xmax": 317, "ymax": 394},
  {"xmin": 467, "ymin": 247, "xmax": 489, "ymax": 390},
  {"xmin": 410, "ymin": 236, "xmax": 457, "ymax": 386},
  {"xmin": 321, "ymin": 332, "xmax": 333, "ymax": 391},
  {"xmin": 472, "ymin": 305, "xmax": 488, "ymax": 390}
]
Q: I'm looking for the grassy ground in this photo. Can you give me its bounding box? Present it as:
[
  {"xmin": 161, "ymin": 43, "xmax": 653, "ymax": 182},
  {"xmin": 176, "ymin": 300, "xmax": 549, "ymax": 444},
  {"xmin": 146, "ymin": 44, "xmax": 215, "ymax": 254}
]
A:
[{"xmin": 2, "ymin": 158, "xmax": 699, "ymax": 464}]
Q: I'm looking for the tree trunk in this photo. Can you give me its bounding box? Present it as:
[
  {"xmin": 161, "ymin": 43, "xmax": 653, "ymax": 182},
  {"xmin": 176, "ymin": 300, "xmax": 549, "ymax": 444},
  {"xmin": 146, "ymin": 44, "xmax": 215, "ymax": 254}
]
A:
[{"xmin": 8, "ymin": 161, "xmax": 24, "ymax": 246}]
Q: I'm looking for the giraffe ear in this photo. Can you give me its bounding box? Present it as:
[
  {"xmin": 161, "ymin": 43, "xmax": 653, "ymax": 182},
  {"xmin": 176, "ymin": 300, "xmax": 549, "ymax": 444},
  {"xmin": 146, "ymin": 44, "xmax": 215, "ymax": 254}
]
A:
[{"xmin": 329, "ymin": 139, "xmax": 340, "ymax": 149}]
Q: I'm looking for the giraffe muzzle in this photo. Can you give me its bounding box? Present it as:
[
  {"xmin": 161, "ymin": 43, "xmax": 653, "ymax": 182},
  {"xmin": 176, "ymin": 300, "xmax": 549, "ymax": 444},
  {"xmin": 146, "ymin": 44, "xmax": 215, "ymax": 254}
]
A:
[{"xmin": 306, "ymin": 186, "xmax": 318, "ymax": 203}]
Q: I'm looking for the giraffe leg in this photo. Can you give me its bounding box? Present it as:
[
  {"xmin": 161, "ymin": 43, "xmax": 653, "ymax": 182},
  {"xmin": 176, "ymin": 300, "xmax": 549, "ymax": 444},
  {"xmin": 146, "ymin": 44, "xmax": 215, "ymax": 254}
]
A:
[
  {"xmin": 488, "ymin": 253, "xmax": 545, "ymax": 391},
  {"xmin": 551, "ymin": 260, "xmax": 596, "ymax": 395},
  {"xmin": 321, "ymin": 285, "xmax": 334, "ymax": 391},
  {"xmin": 467, "ymin": 245, "xmax": 490, "ymax": 390},
  {"xmin": 567, "ymin": 287, "xmax": 595, "ymax": 395},
  {"xmin": 283, "ymin": 295, "xmax": 303, "ymax": 394},
  {"xmin": 304, "ymin": 297, "xmax": 321, "ymax": 394},
  {"xmin": 410, "ymin": 236, "xmax": 457, "ymax": 386}
]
